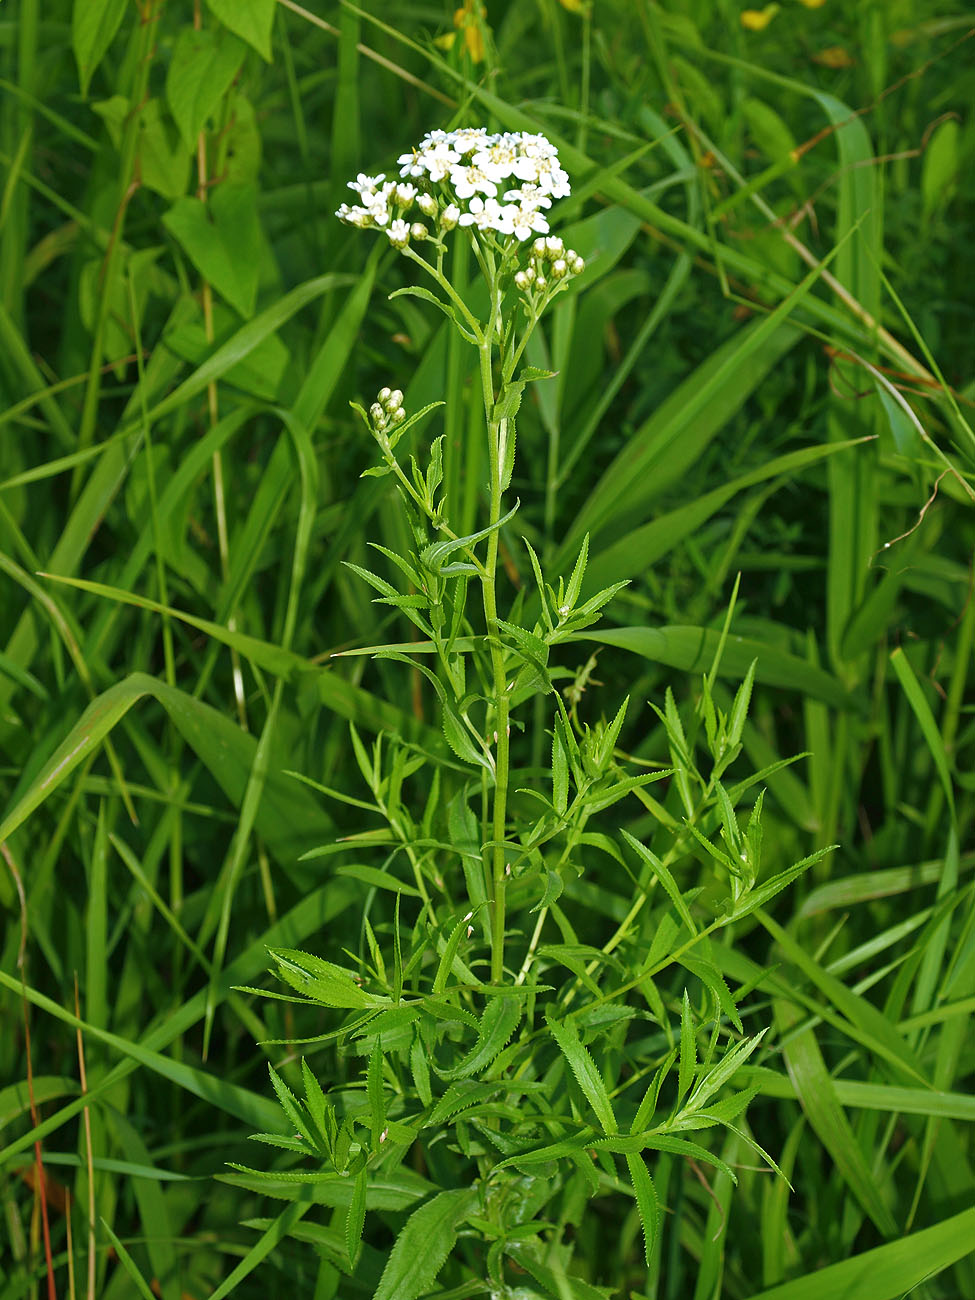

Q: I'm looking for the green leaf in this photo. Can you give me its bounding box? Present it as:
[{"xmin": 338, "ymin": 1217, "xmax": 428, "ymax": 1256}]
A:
[
  {"xmin": 136, "ymin": 98, "xmax": 190, "ymax": 200},
  {"xmin": 206, "ymin": 0, "xmax": 274, "ymax": 61},
  {"xmin": 439, "ymin": 996, "xmax": 522, "ymax": 1081},
  {"xmin": 166, "ymin": 26, "xmax": 246, "ymax": 149},
  {"xmin": 269, "ymin": 948, "xmax": 389, "ymax": 1011},
  {"xmin": 625, "ymin": 1151, "xmax": 659, "ymax": 1267},
  {"xmin": 773, "ymin": 998, "xmax": 897, "ymax": 1237},
  {"xmin": 744, "ymin": 1207, "xmax": 975, "ymax": 1300},
  {"xmin": 163, "ymin": 184, "xmax": 263, "ymax": 317},
  {"xmin": 546, "ymin": 1009, "xmax": 618, "ymax": 1135},
  {"xmin": 621, "ymin": 829, "xmax": 697, "ymax": 938},
  {"xmin": 73, "ymin": 0, "xmax": 128, "ymax": 95},
  {"xmin": 420, "ymin": 499, "xmax": 520, "ymax": 574},
  {"xmin": 346, "ymin": 1166, "xmax": 367, "ymax": 1266},
  {"xmin": 579, "ymin": 626, "xmax": 859, "ymax": 712},
  {"xmin": 373, "ymin": 1188, "xmax": 478, "ymax": 1300}
]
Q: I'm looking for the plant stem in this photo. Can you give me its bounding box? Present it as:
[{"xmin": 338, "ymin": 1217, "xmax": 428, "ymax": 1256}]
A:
[{"xmin": 478, "ymin": 313, "xmax": 511, "ymax": 985}]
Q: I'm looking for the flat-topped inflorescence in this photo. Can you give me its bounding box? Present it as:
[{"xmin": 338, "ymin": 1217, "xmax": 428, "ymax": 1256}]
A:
[{"xmin": 335, "ymin": 127, "xmax": 579, "ymax": 255}]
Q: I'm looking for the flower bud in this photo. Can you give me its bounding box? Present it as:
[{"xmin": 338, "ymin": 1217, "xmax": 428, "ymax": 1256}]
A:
[
  {"xmin": 514, "ymin": 270, "xmax": 529, "ymax": 290},
  {"xmin": 378, "ymin": 387, "xmax": 391, "ymax": 403},
  {"xmin": 535, "ymin": 275, "xmax": 547, "ymax": 291},
  {"xmin": 569, "ymin": 252, "xmax": 585, "ymax": 275},
  {"xmin": 392, "ymin": 407, "xmax": 406, "ymax": 424},
  {"xmin": 417, "ymin": 192, "xmax": 437, "ymax": 216},
  {"xmin": 389, "ymin": 389, "xmax": 404, "ymax": 408},
  {"xmin": 532, "ymin": 237, "xmax": 547, "ymax": 257},
  {"xmin": 545, "ymin": 235, "xmax": 564, "ymax": 255},
  {"xmin": 441, "ymin": 203, "xmax": 460, "ymax": 230},
  {"xmin": 369, "ymin": 403, "xmax": 383, "ymax": 424},
  {"xmin": 410, "ymin": 222, "xmax": 428, "ymax": 241},
  {"xmin": 552, "ymin": 258, "xmax": 567, "ymax": 278}
]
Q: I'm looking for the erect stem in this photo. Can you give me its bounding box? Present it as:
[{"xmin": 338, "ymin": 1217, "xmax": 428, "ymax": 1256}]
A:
[{"xmin": 477, "ymin": 287, "xmax": 511, "ymax": 984}]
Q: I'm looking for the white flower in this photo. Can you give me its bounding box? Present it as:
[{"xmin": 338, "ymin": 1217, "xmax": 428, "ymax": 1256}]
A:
[
  {"xmin": 394, "ymin": 182, "xmax": 417, "ymax": 207},
  {"xmin": 450, "ymin": 126, "xmax": 489, "ymax": 155},
  {"xmin": 348, "ymin": 171, "xmax": 385, "ymax": 197},
  {"xmin": 450, "ymin": 162, "xmax": 499, "ymax": 200},
  {"xmin": 502, "ymin": 183, "xmax": 552, "ymax": 210},
  {"xmin": 335, "ymin": 202, "xmax": 374, "ymax": 229},
  {"xmin": 440, "ymin": 203, "xmax": 460, "ymax": 230},
  {"xmin": 416, "ymin": 192, "xmax": 438, "ymax": 217},
  {"xmin": 507, "ymin": 203, "xmax": 550, "ymax": 240},
  {"xmin": 458, "ymin": 196, "xmax": 513, "ymax": 234},
  {"xmin": 386, "ymin": 219, "xmax": 410, "ymax": 248}
]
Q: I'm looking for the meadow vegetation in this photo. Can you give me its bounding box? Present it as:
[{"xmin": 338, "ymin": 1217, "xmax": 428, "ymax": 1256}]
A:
[{"xmin": 0, "ymin": 2, "xmax": 973, "ymax": 1298}]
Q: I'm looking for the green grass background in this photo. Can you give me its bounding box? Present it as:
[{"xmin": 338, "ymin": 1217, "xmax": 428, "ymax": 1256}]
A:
[{"xmin": 0, "ymin": 0, "xmax": 973, "ymax": 1296}]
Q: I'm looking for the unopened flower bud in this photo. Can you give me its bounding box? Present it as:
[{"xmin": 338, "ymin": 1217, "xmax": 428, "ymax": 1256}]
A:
[
  {"xmin": 570, "ymin": 252, "xmax": 585, "ymax": 274},
  {"xmin": 392, "ymin": 407, "xmax": 406, "ymax": 424},
  {"xmin": 545, "ymin": 235, "xmax": 564, "ymax": 256},
  {"xmin": 535, "ymin": 275, "xmax": 547, "ymax": 291},
  {"xmin": 514, "ymin": 270, "xmax": 529, "ymax": 290},
  {"xmin": 552, "ymin": 258, "xmax": 567, "ymax": 278},
  {"xmin": 370, "ymin": 402, "xmax": 383, "ymax": 424},
  {"xmin": 378, "ymin": 387, "xmax": 391, "ymax": 403},
  {"xmin": 389, "ymin": 389, "xmax": 404, "ymax": 408},
  {"xmin": 533, "ymin": 237, "xmax": 547, "ymax": 257},
  {"xmin": 441, "ymin": 203, "xmax": 460, "ymax": 230},
  {"xmin": 417, "ymin": 193, "xmax": 437, "ymax": 216}
]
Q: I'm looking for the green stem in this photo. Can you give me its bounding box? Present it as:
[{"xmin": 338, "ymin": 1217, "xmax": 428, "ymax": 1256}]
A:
[{"xmin": 478, "ymin": 306, "xmax": 511, "ymax": 984}]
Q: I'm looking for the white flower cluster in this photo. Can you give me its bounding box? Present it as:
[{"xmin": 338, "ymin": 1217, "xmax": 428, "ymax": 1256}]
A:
[
  {"xmin": 335, "ymin": 127, "xmax": 573, "ymax": 248},
  {"xmin": 369, "ymin": 386, "xmax": 406, "ymax": 434},
  {"xmin": 513, "ymin": 235, "xmax": 585, "ymax": 295}
]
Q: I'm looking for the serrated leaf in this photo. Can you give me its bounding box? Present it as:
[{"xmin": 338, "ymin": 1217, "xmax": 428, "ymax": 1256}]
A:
[
  {"xmin": 346, "ymin": 1166, "xmax": 367, "ymax": 1266},
  {"xmin": 677, "ymin": 989, "xmax": 696, "ymax": 1106},
  {"xmin": 626, "ymin": 1152, "xmax": 659, "ymax": 1267},
  {"xmin": 373, "ymin": 1188, "xmax": 477, "ymax": 1300},
  {"xmin": 439, "ymin": 996, "xmax": 522, "ymax": 1080},
  {"xmin": 552, "ymin": 728, "xmax": 569, "ymax": 815},
  {"xmin": 368, "ymin": 1038, "xmax": 386, "ymax": 1147},
  {"xmin": 389, "ymin": 285, "xmax": 479, "ymax": 342},
  {"xmin": 270, "ymin": 947, "xmax": 387, "ymax": 1010},
  {"xmin": 546, "ymin": 1010, "xmax": 617, "ymax": 1135},
  {"xmin": 420, "ymin": 499, "xmax": 520, "ymax": 574},
  {"xmin": 621, "ymin": 829, "xmax": 697, "ymax": 937}
]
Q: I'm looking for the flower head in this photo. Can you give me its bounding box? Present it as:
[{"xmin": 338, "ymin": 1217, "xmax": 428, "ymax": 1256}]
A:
[{"xmin": 336, "ymin": 126, "xmax": 572, "ymax": 252}]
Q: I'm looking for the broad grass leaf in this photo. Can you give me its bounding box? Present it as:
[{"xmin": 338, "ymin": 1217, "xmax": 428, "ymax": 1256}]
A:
[
  {"xmin": 167, "ymin": 26, "xmax": 246, "ymax": 149},
  {"xmin": 546, "ymin": 1009, "xmax": 618, "ymax": 1135},
  {"xmin": 0, "ymin": 673, "xmax": 333, "ymax": 874},
  {"xmin": 743, "ymin": 1206, "xmax": 975, "ymax": 1300},
  {"xmin": 578, "ymin": 626, "xmax": 859, "ymax": 712},
  {"xmin": 373, "ymin": 1187, "xmax": 478, "ymax": 1300},
  {"xmin": 773, "ymin": 998, "xmax": 897, "ymax": 1237},
  {"xmin": 206, "ymin": 0, "xmax": 274, "ymax": 61}
]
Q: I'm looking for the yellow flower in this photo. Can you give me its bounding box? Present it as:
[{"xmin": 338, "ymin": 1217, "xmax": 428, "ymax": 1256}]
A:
[{"xmin": 740, "ymin": 5, "xmax": 780, "ymax": 31}]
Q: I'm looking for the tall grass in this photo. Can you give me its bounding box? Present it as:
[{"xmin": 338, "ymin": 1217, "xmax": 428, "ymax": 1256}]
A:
[{"xmin": 0, "ymin": 2, "xmax": 972, "ymax": 1297}]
